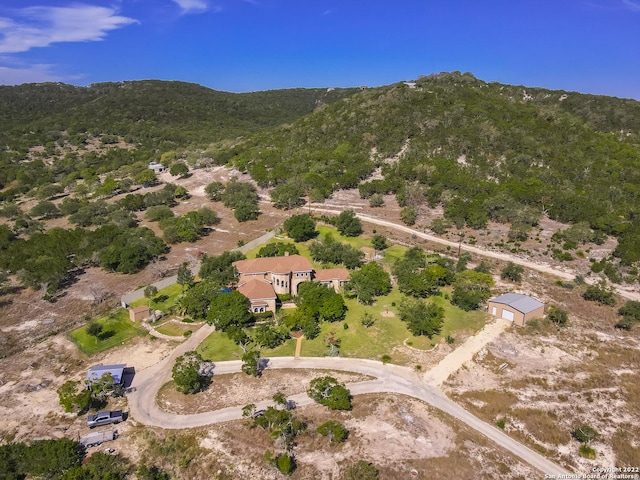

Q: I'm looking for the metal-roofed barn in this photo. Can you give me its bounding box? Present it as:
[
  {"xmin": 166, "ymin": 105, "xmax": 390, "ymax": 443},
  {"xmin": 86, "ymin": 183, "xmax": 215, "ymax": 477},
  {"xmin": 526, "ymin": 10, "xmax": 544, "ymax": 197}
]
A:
[{"xmin": 487, "ymin": 293, "xmax": 545, "ymax": 326}]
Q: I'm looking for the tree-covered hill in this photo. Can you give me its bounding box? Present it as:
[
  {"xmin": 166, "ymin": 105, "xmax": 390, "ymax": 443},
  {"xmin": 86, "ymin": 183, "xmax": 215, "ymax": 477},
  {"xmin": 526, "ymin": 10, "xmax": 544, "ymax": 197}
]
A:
[
  {"xmin": 3, "ymin": 73, "xmax": 640, "ymax": 269},
  {"xmin": 0, "ymin": 80, "xmax": 358, "ymax": 153},
  {"xmin": 210, "ymin": 73, "xmax": 640, "ymax": 263}
]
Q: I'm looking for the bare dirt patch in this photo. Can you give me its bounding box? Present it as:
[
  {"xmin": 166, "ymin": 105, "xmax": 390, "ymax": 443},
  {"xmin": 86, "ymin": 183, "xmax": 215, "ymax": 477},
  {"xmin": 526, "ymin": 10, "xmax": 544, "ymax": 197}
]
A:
[
  {"xmin": 0, "ymin": 333, "xmax": 174, "ymax": 444},
  {"xmin": 444, "ymin": 317, "xmax": 640, "ymax": 471},
  {"xmin": 131, "ymin": 393, "xmax": 538, "ymax": 479},
  {"xmin": 157, "ymin": 369, "xmax": 372, "ymax": 414}
]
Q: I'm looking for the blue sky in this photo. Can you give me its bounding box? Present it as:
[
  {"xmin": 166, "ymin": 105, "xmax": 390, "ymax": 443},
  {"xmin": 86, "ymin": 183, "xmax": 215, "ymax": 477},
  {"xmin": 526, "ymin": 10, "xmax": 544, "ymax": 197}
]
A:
[{"xmin": 0, "ymin": 0, "xmax": 639, "ymax": 99}]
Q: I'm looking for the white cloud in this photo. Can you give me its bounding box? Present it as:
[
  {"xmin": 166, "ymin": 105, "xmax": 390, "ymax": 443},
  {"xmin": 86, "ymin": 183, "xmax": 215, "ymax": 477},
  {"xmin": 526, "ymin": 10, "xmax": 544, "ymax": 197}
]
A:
[
  {"xmin": 172, "ymin": 0, "xmax": 209, "ymax": 14},
  {"xmin": 0, "ymin": 4, "xmax": 137, "ymax": 54},
  {"xmin": 0, "ymin": 63, "xmax": 65, "ymax": 85},
  {"xmin": 622, "ymin": 0, "xmax": 640, "ymax": 11}
]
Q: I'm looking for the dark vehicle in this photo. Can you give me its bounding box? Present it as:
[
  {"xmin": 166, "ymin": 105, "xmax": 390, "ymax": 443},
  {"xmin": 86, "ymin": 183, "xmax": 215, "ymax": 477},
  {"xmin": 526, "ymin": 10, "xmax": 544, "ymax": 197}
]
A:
[{"xmin": 87, "ymin": 410, "xmax": 124, "ymax": 428}]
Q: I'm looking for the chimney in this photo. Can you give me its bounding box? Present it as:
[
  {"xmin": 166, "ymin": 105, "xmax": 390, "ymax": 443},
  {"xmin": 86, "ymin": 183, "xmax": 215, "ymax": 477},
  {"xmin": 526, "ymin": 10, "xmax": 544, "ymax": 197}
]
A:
[{"xmin": 284, "ymin": 251, "xmax": 289, "ymax": 256}]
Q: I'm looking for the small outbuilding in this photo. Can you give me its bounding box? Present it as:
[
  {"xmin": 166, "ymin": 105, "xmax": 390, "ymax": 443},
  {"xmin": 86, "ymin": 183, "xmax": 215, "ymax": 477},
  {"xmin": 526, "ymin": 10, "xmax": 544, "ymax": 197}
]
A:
[
  {"xmin": 129, "ymin": 305, "xmax": 150, "ymax": 322},
  {"xmin": 86, "ymin": 364, "xmax": 126, "ymax": 386},
  {"xmin": 487, "ymin": 293, "xmax": 545, "ymax": 327}
]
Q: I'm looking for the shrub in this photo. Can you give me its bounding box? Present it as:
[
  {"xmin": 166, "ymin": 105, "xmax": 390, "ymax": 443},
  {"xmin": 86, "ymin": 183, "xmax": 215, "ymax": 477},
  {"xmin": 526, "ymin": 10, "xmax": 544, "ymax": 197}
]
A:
[
  {"xmin": 345, "ymin": 460, "xmax": 379, "ymax": 480},
  {"xmin": 582, "ymin": 283, "xmax": 616, "ymax": 306},
  {"xmin": 579, "ymin": 444, "xmax": 597, "ymax": 459},
  {"xmin": 572, "ymin": 425, "xmax": 599, "ymax": 444},
  {"xmin": 317, "ymin": 420, "xmax": 349, "ymax": 444},
  {"xmin": 547, "ymin": 305, "xmax": 568, "ymax": 327},
  {"xmin": 500, "ymin": 262, "xmax": 524, "ymax": 282},
  {"xmin": 276, "ymin": 453, "xmax": 296, "ymax": 475},
  {"xmin": 307, "ymin": 376, "xmax": 352, "ymax": 410},
  {"xmin": 400, "ymin": 206, "xmax": 418, "ymax": 226},
  {"xmin": 369, "ymin": 194, "xmax": 384, "ymax": 208}
]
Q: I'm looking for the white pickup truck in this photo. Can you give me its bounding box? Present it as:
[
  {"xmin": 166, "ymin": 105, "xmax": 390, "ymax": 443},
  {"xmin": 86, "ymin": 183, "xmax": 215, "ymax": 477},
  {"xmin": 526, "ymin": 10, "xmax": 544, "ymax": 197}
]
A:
[{"xmin": 86, "ymin": 410, "xmax": 124, "ymax": 428}]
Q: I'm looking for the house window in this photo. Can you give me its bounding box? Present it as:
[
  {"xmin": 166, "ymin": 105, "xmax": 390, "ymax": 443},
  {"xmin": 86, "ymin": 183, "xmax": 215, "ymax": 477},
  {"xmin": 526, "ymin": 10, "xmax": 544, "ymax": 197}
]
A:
[
  {"xmin": 253, "ymin": 307, "xmax": 259, "ymax": 313},
  {"xmin": 276, "ymin": 278, "xmax": 280, "ymax": 286}
]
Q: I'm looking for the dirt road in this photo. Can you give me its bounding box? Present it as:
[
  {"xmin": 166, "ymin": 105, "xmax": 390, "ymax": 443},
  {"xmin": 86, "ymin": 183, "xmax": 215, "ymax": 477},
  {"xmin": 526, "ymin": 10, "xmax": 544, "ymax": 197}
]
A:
[
  {"xmin": 423, "ymin": 318, "xmax": 511, "ymax": 386},
  {"xmin": 310, "ymin": 206, "xmax": 640, "ymax": 302}
]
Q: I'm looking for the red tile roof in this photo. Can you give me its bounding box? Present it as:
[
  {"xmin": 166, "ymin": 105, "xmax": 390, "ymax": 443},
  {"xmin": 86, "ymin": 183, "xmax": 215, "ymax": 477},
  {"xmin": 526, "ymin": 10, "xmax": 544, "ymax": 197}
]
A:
[
  {"xmin": 234, "ymin": 254, "xmax": 313, "ymax": 275},
  {"xmin": 314, "ymin": 268, "xmax": 350, "ymax": 281},
  {"xmin": 237, "ymin": 278, "xmax": 277, "ymax": 300}
]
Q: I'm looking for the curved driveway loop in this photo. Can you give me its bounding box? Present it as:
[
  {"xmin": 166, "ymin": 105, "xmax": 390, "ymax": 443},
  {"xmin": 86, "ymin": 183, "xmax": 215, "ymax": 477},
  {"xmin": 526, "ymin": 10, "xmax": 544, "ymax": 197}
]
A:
[{"xmin": 128, "ymin": 329, "xmax": 571, "ymax": 476}]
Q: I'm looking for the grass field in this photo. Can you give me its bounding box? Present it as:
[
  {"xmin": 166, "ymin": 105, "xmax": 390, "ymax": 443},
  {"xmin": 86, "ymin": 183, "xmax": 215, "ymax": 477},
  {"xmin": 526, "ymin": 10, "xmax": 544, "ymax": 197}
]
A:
[
  {"xmin": 197, "ymin": 288, "xmax": 487, "ymax": 365},
  {"xmin": 130, "ymin": 283, "xmax": 183, "ymax": 311},
  {"xmin": 69, "ymin": 309, "xmax": 147, "ymax": 355},
  {"xmin": 197, "ymin": 330, "xmax": 245, "ymax": 361},
  {"xmin": 244, "ymin": 225, "xmax": 380, "ymax": 263},
  {"xmin": 101, "ymin": 225, "xmax": 486, "ymax": 364},
  {"xmin": 155, "ymin": 321, "xmax": 199, "ymax": 337}
]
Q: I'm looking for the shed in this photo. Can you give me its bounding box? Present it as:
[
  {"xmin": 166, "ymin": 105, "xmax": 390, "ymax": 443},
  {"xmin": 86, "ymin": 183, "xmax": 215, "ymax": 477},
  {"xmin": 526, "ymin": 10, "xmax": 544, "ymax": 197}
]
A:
[
  {"xmin": 487, "ymin": 293, "xmax": 545, "ymax": 326},
  {"xmin": 129, "ymin": 305, "xmax": 150, "ymax": 321},
  {"xmin": 86, "ymin": 364, "xmax": 126, "ymax": 385}
]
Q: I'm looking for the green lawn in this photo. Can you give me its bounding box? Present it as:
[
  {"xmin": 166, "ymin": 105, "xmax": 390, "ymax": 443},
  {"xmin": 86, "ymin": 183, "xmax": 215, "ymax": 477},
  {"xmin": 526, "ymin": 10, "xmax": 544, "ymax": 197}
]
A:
[
  {"xmin": 197, "ymin": 287, "xmax": 487, "ymax": 365},
  {"xmin": 264, "ymin": 290, "xmax": 485, "ymax": 363},
  {"xmin": 69, "ymin": 309, "xmax": 147, "ymax": 355},
  {"xmin": 244, "ymin": 225, "xmax": 389, "ymax": 264},
  {"xmin": 129, "ymin": 283, "xmax": 183, "ymax": 311},
  {"xmin": 197, "ymin": 331, "xmax": 245, "ymax": 361},
  {"xmin": 155, "ymin": 321, "xmax": 199, "ymax": 337}
]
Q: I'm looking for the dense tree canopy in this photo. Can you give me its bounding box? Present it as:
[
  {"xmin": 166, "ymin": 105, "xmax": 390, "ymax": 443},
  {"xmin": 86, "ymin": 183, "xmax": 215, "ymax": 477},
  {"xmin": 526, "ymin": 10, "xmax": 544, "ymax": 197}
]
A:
[
  {"xmin": 172, "ymin": 350, "xmax": 206, "ymax": 394},
  {"xmin": 310, "ymin": 235, "xmax": 364, "ymax": 269},
  {"xmin": 179, "ymin": 280, "xmax": 220, "ymax": 319},
  {"xmin": 222, "ymin": 179, "xmax": 260, "ymax": 222},
  {"xmin": 307, "ymin": 376, "xmax": 352, "ymax": 410},
  {"xmin": 334, "ymin": 210, "xmax": 363, "ymax": 237},
  {"xmin": 345, "ymin": 262, "xmax": 392, "ymax": 304},
  {"xmin": 198, "ymin": 250, "xmax": 244, "ymax": 285},
  {"xmin": 257, "ymin": 242, "xmax": 299, "ymax": 257},
  {"xmin": 283, "ymin": 213, "xmax": 317, "ymax": 242},
  {"xmin": 392, "ymin": 248, "xmax": 454, "ymax": 298},
  {"xmin": 398, "ymin": 297, "xmax": 445, "ymax": 337},
  {"xmin": 207, "ymin": 290, "xmax": 252, "ymax": 331},
  {"xmin": 451, "ymin": 270, "xmax": 494, "ymax": 311},
  {"xmin": 296, "ymin": 281, "xmax": 347, "ymax": 322}
]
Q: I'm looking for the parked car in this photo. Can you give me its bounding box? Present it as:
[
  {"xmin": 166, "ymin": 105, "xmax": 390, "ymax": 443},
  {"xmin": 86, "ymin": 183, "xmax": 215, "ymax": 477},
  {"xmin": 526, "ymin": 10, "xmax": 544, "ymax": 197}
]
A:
[{"xmin": 87, "ymin": 410, "xmax": 124, "ymax": 428}]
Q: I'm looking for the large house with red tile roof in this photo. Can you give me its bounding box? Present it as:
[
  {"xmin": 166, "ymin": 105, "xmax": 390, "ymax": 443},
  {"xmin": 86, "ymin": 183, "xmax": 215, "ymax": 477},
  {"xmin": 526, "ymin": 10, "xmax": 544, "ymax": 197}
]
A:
[{"xmin": 233, "ymin": 254, "xmax": 349, "ymax": 313}]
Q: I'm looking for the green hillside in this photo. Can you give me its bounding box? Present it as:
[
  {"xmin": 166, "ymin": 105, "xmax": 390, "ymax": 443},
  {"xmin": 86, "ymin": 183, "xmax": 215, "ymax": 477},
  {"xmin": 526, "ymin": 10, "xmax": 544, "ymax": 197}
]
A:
[
  {"xmin": 210, "ymin": 73, "xmax": 640, "ymax": 264},
  {"xmin": 2, "ymin": 72, "xmax": 640, "ymax": 290},
  {"xmin": 0, "ymin": 80, "xmax": 358, "ymax": 148}
]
